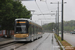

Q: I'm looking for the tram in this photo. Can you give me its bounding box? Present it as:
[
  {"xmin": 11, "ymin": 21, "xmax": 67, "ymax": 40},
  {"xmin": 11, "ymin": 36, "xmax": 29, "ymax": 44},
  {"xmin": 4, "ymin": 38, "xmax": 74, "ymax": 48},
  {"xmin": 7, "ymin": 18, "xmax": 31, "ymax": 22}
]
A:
[{"xmin": 14, "ymin": 18, "xmax": 43, "ymax": 41}]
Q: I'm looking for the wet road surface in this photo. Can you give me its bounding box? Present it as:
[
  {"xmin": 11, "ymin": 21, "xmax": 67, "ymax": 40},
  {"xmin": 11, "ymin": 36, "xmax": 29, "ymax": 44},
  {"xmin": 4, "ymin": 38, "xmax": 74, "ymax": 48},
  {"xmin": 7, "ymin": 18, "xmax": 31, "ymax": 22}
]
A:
[{"xmin": 0, "ymin": 33, "xmax": 60, "ymax": 50}]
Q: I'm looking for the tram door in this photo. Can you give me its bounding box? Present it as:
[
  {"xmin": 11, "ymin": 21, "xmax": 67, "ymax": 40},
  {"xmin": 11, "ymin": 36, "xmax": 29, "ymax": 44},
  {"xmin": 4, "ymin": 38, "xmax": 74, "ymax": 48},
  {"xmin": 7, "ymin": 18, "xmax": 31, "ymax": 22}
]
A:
[
  {"xmin": 32, "ymin": 26, "xmax": 34, "ymax": 36},
  {"xmin": 31, "ymin": 25, "xmax": 34, "ymax": 37}
]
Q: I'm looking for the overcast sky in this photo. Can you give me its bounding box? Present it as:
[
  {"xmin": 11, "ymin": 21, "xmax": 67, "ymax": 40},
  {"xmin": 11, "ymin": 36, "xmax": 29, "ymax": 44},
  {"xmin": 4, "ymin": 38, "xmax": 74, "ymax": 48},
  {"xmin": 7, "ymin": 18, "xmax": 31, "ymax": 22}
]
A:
[{"xmin": 21, "ymin": 0, "xmax": 75, "ymax": 25}]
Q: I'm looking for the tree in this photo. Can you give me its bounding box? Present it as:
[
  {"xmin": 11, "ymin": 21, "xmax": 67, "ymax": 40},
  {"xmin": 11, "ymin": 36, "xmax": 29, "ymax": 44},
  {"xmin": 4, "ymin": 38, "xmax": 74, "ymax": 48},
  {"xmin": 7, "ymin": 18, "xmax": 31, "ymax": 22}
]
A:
[
  {"xmin": 0, "ymin": 0, "xmax": 31, "ymax": 37},
  {"xmin": 42, "ymin": 23, "xmax": 55, "ymax": 32}
]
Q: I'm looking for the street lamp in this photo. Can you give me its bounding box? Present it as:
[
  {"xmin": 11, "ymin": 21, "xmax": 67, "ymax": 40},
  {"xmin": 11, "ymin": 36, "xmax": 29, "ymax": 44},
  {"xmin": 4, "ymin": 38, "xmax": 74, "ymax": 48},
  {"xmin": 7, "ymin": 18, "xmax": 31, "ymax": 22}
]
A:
[
  {"xmin": 61, "ymin": 0, "xmax": 64, "ymax": 40},
  {"xmin": 60, "ymin": 0, "xmax": 67, "ymax": 41},
  {"xmin": 51, "ymin": 10, "xmax": 62, "ymax": 36},
  {"xmin": 50, "ymin": 1, "xmax": 66, "ymax": 40},
  {"xmin": 51, "ymin": 11, "xmax": 58, "ymax": 35},
  {"xmin": 50, "ymin": 2, "xmax": 60, "ymax": 36}
]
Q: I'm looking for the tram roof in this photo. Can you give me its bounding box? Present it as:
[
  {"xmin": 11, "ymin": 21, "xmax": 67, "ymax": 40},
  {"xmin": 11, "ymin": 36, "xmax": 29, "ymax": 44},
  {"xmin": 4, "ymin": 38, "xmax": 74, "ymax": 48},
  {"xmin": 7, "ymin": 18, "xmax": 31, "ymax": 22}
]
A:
[{"xmin": 15, "ymin": 18, "xmax": 42, "ymax": 28}]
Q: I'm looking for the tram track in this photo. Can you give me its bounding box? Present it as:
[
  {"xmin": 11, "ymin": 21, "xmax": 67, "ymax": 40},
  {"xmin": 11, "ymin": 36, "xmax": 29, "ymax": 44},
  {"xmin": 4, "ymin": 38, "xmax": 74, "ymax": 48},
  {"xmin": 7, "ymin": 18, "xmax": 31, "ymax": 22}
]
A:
[
  {"xmin": 0, "ymin": 41, "xmax": 14, "ymax": 49},
  {"xmin": 0, "ymin": 41, "xmax": 28, "ymax": 50},
  {"xmin": 0, "ymin": 36, "xmax": 44, "ymax": 50},
  {"xmin": 14, "ymin": 43, "xmax": 26, "ymax": 49},
  {"xmin": 0, "ymin": 33, "xmax": 52, "ymax": 50},
  {"xmin": 33, "ymin": 33, "xmax": 50, "ymax": 50}
]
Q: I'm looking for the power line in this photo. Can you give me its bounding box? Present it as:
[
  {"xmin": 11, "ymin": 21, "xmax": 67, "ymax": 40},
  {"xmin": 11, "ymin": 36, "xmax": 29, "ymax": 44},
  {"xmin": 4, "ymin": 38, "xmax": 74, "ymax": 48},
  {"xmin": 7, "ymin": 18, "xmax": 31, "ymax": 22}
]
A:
[
  {"xmin": 40, "ymin": 0, "xmax": 51, "ymax": 16},
  {"xmin": 32, "ymin": 13, "xmax": 55, "ymax": 15},
  {"xmin": 35, "ymin": 1, "xmax": 46, "ymax": 20},
  {"xmin": 45, "ymin": 0, "xmax": 51, "ymax": 14}
]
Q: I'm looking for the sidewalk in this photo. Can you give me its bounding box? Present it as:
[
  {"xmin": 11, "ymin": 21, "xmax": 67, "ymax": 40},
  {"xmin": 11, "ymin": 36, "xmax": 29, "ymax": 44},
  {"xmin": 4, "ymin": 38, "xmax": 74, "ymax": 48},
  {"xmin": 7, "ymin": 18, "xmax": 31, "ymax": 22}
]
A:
[{"xmin": 0, "ymin": 38, "xmax": 14, "ymax": 46}]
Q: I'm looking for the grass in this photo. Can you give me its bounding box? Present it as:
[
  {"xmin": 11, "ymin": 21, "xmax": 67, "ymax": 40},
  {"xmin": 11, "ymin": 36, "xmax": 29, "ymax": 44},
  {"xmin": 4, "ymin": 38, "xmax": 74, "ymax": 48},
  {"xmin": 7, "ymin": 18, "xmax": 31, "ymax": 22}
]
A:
[{"xmin": 54, "ymin": 34, "xmax": 75, "ymax": 50}]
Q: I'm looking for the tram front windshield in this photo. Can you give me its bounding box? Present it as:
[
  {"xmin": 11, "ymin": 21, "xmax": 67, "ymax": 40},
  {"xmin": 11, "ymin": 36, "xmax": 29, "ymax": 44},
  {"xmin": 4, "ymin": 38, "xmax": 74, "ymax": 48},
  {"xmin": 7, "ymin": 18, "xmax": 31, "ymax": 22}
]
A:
[{"xmin": 15, "ymin": 21, "xmax": 27, "ymax": 34}]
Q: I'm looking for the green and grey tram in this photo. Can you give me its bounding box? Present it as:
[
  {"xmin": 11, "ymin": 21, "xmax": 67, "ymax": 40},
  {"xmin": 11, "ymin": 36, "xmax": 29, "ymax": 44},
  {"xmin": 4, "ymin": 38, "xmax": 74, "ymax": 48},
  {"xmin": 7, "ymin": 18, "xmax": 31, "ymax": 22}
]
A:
[{"xmin": 14, "ymin": 18, "xmax": 43, "ymax": 41}]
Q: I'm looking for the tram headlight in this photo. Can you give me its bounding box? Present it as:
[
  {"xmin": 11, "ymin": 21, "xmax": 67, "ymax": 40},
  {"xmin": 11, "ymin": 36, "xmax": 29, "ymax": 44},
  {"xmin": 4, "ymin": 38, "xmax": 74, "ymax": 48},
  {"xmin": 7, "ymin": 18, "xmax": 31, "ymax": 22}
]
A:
[
  {"xmin": 14, "ymin": 35, "xmax": 16, "ymax": 37},
  {"xmin": 26, "ymin": 34, "xmax": 28, "ymax": 36}
]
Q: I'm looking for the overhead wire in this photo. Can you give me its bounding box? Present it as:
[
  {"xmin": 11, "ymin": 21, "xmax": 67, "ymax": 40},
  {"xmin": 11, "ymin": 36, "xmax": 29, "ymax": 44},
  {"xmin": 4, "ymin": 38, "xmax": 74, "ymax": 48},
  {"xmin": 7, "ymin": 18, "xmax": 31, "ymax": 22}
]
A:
[
  {"xmin": 44, "ymin": 0, "xmax": 55, "ymax": 22},
  {"xmin": 45, "ymin": 0, "xmax": 51, "ymax": 14},
  {"xmin": 35, "ymin": 1, "xmax": 46, "ymax": 20},
  {"xmin": 34, "ymin": 0, "xmax": 55, "ymax": 23},
  {"xmin": 45, "ymin": 0, "xmax": 55, "ymax": 16}
]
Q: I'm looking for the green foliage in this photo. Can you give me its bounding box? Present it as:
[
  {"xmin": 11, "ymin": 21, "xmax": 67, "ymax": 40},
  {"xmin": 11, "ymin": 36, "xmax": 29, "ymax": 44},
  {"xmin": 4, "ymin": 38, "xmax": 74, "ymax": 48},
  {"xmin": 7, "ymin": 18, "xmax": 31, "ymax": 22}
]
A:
[
  {"xmin": 0, "ymin": 0, "xmax": 31, "ymax": 30},
  {"xmin": 42, "ymin": 23, "xmax": 55, "ymax": 32},
  {"xmin": 43, "ymin": 20, "xmax": 75, "ymax": 32},
  {"xmin": 59, "ymin": 20, "xmax": 75, "ymax": 31}
]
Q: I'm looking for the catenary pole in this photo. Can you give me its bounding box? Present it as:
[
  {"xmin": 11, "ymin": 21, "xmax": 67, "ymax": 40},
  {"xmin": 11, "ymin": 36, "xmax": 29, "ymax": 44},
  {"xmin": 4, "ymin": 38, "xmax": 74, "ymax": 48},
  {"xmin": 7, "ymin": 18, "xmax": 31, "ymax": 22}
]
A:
[{"xmin": 61, "ymin": 0, "xmax": 64, "ymax": 40}]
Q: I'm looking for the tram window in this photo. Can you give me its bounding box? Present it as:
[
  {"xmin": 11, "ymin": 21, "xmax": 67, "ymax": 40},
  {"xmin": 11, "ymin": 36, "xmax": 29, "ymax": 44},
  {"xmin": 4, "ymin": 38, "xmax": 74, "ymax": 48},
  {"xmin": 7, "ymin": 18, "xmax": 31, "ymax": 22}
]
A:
[
  {"xmin": 35, "ymin": 26, "xmax": 36, "ymax": 34},
  {"xmin": 34, "ymin": 26, "xmax": 36, "ymax": 34},
  {"xmin": 16, "ymin": 25, "xmax": 27, "ymax": 33},
  {"xmin": 33, "ymin": 26, "xmax": 34, "ymax": 34},
  {"xmin": 31, "ymin": 25, "xmax": 33, "ymax": 34},
  {"xmin": 36, "ymin": 27, "xmax": 37, "ymax": 33},
  {"xmin": 29, "ymin": 26, "xmax": 31, "ymax": 35}
]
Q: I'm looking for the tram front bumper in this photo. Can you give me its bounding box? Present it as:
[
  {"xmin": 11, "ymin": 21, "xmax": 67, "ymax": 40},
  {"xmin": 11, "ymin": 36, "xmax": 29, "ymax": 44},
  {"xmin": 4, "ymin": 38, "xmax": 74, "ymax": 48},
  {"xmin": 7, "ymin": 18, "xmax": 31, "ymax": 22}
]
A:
[{"xmin": 14, "ymin": 37, "xmax": 27, "ymax": 41}]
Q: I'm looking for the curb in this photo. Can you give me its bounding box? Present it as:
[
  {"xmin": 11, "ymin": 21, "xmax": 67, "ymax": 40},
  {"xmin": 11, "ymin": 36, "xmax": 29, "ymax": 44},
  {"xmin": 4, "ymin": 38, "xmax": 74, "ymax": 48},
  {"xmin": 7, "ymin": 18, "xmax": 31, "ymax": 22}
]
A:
[{"xmin": 54, "ymin": 35, "xmax": 65, "ymax": 50}]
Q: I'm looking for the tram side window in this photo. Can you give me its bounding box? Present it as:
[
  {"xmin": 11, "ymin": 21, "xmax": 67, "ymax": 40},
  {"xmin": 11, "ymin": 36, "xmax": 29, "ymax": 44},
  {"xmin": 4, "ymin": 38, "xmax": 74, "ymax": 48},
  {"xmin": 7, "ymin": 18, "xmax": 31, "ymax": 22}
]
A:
[
  {"xmin": 31, "ymin": 25, "xmax": 34, "ymax": 34},
  {"xmin": 34, "ymin": 26, "xmax": 36, "ymax": 34},
  {"xmin": 39, "ymin": 28, "xmax": 40, "ymax": 32},
  {"xmin": 40, "ymin": 28, "xmax": 42, "ymax": 32},
  {"xmin": 34, "ymin": 26, "xmax": 35, "ymax": 34},
  {"xmin": 38, "ymin": 27, "xmax": 39, "ymax": 32},
  {"xmin": 37, "ymin": 27, "xmax": 38, "ymax": 33},
  {"xmin": 31, "ymin": 26, "xmax": 32, "ymax": 34},
  {"xmin": 36, "ymin": 27, "xmax": 38, "ymax": 34},
  {"xmin": 41, "ymin": 29, "xmax": 42, "ymax": 32},
  {"xmin": 39, "ymin": 28, "xmax": 41, "ymax": 32},
  {"xmin": 35, "ymin": 26, "xmax": 37, "ymax": 34},
  {"xmin": 33, "ymin": 25, "xmax": 34, "ymax": 34},
  {"xmin": 29, "ymin": 26, "xmax": 31, "ymax": 35},
  {"xmin": 38, "ymin": 28, "xmax": 40, "ymax": 32}
]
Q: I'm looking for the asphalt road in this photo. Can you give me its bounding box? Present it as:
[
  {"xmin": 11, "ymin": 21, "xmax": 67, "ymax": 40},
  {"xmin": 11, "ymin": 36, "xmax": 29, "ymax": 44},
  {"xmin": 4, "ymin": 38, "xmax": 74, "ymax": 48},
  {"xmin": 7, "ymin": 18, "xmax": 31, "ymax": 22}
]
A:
[
  {"xmin": 0, "ymin": 33, "xmax": 60, "ymax": 50},
  {"xmin": 59, "ymin": 33, "xmax": 75, "ymax": 47}
]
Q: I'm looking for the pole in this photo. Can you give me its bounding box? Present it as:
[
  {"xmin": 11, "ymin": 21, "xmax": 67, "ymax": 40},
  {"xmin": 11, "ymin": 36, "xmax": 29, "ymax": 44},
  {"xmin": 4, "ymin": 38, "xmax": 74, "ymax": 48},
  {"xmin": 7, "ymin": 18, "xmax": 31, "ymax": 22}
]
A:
[
  {"xmin": 56, "ymin": 11, "xmax": 57, "ymax": 35},
  {"xmin": 61, "ymin": 0, "xmax": 63, "ymax": 40},
  {"xmin": 58, "ymin": 2, "xmax": 59, "ymax": 36},
  {"xmin": 41, "ymin": 21, "xmax": 42, "ymax": 27},
  {"xmin": 50, "ymin": 2, "xmax": 59, "ymax": 36}
]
